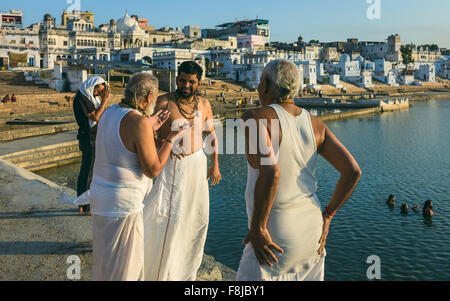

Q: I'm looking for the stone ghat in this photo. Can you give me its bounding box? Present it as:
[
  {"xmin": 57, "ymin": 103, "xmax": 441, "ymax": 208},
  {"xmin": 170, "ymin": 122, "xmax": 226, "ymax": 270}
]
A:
[
  {"xmin": 0, "ymin": 93, "xmax": 123, "ymax": 123},
  {"xmin": 0, "ymin": 159, "xmax": 237, "ymax": 281},
  {"xmin": 0, "ymin": 123, "xmax": 78, "ymax": 142}
]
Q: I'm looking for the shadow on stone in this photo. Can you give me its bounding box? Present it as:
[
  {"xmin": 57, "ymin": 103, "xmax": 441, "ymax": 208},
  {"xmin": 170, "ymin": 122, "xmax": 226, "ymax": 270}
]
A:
[{"xmin": 0, "ymin": 241, "xmax": 92, "ymax": 255}]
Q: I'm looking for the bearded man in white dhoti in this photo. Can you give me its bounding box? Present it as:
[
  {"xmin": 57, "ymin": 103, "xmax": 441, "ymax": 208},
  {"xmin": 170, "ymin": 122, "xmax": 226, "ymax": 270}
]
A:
[
  {"xmin": 90, "ymin": 72, "xmax": 178, "ymax": 281},
  {"xmin": 236, "ymin": 60, "xmax": 362, "ymax": 281},
  {"xmin": 143, "ymin": 61, "xmax": 222, "ymax": 281}
]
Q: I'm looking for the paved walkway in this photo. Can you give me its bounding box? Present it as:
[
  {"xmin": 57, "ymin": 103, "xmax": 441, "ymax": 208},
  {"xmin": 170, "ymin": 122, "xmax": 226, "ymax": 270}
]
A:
[{"xmin": 0, "ymin": 159, "xmax": 236, "ymax": 281}]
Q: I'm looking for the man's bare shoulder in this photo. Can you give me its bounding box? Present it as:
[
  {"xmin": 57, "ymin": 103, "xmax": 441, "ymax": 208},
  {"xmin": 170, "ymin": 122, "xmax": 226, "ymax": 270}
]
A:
[
  {"xmin": 196, "ymin": 96, "xmax": 209, "ymax": 106},
  {"xmin": 309, "ymin": 114, "xmax": 328, "ymax": 132},
  {"xmin": 198, "ymin": 96, "xmax": 212, "ymax": 110},
  {"xmin": 156, "ymin": 93, "xmax": 172, "ymax": 106},
  {"xmin": 121, "ymin": 110, "xmax": 149, "ymax": 132},
  {"xmin": 242, "ymin": 107, "xmax": 276, "ymax": 121}
]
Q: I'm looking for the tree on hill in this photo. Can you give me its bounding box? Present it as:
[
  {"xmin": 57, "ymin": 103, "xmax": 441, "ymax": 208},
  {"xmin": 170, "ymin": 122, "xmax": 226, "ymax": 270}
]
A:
[
  {"xmin": 401, "ymin": 45, "xmax": 415, "ymax": 75},
  {"xmin": 418, "ymin": 44, "xmax": 439, "ymax": 51}
]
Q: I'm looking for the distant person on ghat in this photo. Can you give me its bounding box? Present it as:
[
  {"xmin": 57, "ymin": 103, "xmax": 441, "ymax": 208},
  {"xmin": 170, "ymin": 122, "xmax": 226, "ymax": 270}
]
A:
[{"xmin": 73, "ymin": 76, "xmax": 110, "ymax": 215}]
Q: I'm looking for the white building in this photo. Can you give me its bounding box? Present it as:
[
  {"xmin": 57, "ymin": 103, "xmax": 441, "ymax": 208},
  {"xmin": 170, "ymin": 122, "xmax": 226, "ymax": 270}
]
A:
[
  {"xmin": 296, "ymin": 61, "xmax": 318, "ymax": 88},
  {"xmin": 338, "ymin": 54, "xmax": 361, "ymax": 78},
  {"xmin": 373, "ymin": 59, "xmax": 398, "ymax": 86},
  {"xmin": 0, "ymin": 10, "xmax": 23, "ymax": 28},
  {"xmin": 0, "ymin": 24, "xmax": 40, "ymax": 68},
  {"xmin": 237, "ymin": 35, "xmax": 265, "ymax": 50},
  {"xmin": 398, "ymin": 74, "xmax": 415, "ymax": 85},
  {"xmin": 415, "ymin": 64, "xmax": 436, "ymax": 82},
  {"xmin": 235, "ymin": 50, "xmax": 304, "ymax": 89},
  {"xmin": 183, "ymin": 25, "xmax": 202, "ymax": 39}
]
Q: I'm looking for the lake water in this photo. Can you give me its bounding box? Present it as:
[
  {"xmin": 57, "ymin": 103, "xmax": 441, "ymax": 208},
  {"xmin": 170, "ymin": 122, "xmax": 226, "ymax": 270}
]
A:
[{"xmin": 36, "ymin": 99, "xmax": 450, "ymax": 281}]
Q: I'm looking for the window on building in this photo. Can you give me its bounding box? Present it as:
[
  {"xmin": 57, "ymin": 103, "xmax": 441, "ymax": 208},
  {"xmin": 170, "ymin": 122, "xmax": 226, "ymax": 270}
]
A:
[
  {"xmin": 19, "ymin": 38, "xmax": 25, "ymax": 44},
  {"xmin": 63, "ymin": 41, "xmax": 68, "ymax": 46},
  {"xmin": 10, "ymin": 40, "xmax": 16, "ymax": 44}
]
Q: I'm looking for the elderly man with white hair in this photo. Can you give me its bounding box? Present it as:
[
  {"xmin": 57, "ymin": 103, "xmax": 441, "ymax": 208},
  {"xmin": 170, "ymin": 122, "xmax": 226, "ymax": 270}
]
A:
[
  {"xmin": 90, "ymin": 72, "xmax": 178, "ymax": 281},
  {"xmin": 236, "ymin": 59, "xmax": 362, "ymax": 281}
]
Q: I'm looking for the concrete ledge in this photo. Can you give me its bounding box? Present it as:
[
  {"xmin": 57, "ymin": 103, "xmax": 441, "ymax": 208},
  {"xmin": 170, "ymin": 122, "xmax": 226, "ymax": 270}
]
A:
[
  {"xmin": 0, "ymin": 123, "xmax": 78, "ymax": 142},
  {"xmin": 0, "ymin": 159, "xmax": 236, "ymax": 281},
  {"xmin": 319, "ymin": 107, "xmax": 381, "ymax": 122}
]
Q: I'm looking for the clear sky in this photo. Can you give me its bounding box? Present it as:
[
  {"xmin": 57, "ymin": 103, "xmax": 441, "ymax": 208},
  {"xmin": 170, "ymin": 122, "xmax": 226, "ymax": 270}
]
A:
[{"xmin": 2, "ymin": 0, "xmax": 450, "ymax": 48}]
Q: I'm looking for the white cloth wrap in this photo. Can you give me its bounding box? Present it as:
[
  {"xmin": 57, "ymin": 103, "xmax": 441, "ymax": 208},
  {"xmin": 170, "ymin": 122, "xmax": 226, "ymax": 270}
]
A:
[
  {"xmin": 237, "ymin": 104, "xmax": 326, "ymax": 281},
  {"xmin": 143, "ymin": 149, "xmax": 209, "ymax": 281},
  {"xmin": 78, "ymin": 76, "xmax": 106, "ymax": 128},
  {"xmin": 92, "ymin": 211, "xmax": 144, "ymax": 281}
]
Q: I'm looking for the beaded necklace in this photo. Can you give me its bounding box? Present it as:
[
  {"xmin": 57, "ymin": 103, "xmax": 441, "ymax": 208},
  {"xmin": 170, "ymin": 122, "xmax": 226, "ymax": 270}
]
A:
[{"xmin": 175, "ymin": 91, "xmax": 199, "ymax": 120}]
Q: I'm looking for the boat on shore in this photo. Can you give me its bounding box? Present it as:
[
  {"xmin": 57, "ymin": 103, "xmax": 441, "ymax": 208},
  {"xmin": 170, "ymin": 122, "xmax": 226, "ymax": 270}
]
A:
[{"xmin": 294, "ymin": 97, "xmax": 410, "ymax": 109}]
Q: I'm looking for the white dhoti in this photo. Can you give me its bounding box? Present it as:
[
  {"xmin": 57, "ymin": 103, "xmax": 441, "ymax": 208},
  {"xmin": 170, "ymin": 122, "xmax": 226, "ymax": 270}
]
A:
[
  {"xmin": 237, "ymin": 104, "xmax": 327, "ymax": 281},
  {"xmin": 143, "ymin": 150, "xmax": 209, "ymax": 281},
  {"xmin": 236, "ymin": 197, "xmax": 326, "ymax": 281},
  {"xmin": 92, "ymin": 211, "xmax": 144, "ymax": 281}
]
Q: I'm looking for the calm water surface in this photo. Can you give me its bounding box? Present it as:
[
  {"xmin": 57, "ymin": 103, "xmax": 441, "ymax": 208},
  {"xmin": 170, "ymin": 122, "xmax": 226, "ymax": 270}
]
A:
[{"xmin": 37, "ymin": 99, "xmax": 450, "ymax": 281}]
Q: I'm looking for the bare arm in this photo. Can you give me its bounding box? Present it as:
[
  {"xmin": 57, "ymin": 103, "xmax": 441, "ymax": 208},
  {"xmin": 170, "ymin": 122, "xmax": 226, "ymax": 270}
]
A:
[
  {"xmin": 123, "ymin": 112, "xmax": 174, "ymax": 179},
  {"xmin": 315, "ymin": 118, "xmax": 362, "ymax": 214},
  {"xmin": 204, "ymin": 100, "xmax": 221, "ymax": 186},
  {"xmin": 312, "ymin": 116, "xmax": 362, "ymax": 255},
  {"xmin": 87, "ymin": 86, "xmax": 110, "ymax": 123}
]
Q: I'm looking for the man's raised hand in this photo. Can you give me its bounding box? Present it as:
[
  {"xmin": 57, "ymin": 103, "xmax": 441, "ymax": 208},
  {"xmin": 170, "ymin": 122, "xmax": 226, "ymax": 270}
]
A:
[{"xmin": 149, "ymin": 110, "xmax": 170, "ymax": 132}]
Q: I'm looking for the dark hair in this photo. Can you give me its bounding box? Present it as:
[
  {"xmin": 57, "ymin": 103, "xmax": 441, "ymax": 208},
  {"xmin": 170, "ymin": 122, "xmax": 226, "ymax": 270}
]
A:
[
  {"xmin": 178, "ymin": 61, "xmax": 203, "ymax": 81},
  {"xmin": 423, "ymin": 200, "xmax": 433, "ymax": 211},
  {"xmin": 95, "ymin": 83, "xmax": 106, "ymax": 89}
]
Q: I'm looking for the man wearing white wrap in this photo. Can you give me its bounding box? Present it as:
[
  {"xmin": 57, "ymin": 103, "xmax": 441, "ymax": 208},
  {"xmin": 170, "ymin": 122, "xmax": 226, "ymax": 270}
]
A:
[
  {"xmin": 237, "ymin": 60, "xmax": 362, "ymax": 281},
  {"xmin": 90, "ymin": 73, "xmax": 177, "ymax": 281},
  {"xmin": 144, "ymin": 61, "xmax": 222, "ymax": 281}
]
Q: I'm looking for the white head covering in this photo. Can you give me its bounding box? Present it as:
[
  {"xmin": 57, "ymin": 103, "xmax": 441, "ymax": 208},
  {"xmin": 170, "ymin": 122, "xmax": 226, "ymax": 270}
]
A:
[
  {"xmin": 79, "ymin": 76, "xmax": 106, "ymax": 108},
  {"xmin": 79, "ymin": 76, "xmax": 106, "ymax": 128}
]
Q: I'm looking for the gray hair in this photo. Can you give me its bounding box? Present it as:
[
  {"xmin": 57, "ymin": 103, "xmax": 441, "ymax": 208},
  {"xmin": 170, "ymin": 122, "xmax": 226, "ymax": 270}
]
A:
[
  {"xmin": 262, "ymin": 59, "xmax": 300, "ymax": 103},
  {"xmin": 123, "ymin": 72, "xmax": 159, "ymax": 108}
]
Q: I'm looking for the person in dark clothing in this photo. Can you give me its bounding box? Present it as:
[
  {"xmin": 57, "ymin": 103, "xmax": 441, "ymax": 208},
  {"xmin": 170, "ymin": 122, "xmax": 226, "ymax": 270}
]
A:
[
  {"xmin": 73, "ymin": 76, "xmax": 110, "ymax": 215},
  {"xmin": 11, "ymin": 94, "xmax": 17, "ymax": 103}
]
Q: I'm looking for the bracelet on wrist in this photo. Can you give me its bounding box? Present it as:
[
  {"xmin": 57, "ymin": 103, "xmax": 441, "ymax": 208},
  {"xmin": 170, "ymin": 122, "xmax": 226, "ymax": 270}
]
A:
[
  {"xmin": 323, "ymin": 206, "xmax": 336, "ymax": 218},
  {"xmin": 161, "ymin": 138, "xmax": 173, "ymax": 145}
]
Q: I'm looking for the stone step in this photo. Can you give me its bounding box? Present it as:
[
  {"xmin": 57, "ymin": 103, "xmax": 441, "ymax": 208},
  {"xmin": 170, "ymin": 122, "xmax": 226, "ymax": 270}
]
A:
[
  {"xmin": 0, "ymin": 108, "xmax": 73, "ymax": 119},
  {"xmin": 19, "ymin": 151, "xmax": 81, "ymax": 170},
  {"xmin": 27, "ymin": 156, "xmax": 82, "ymax": 172},
  {"xmin": 0, "ymin": 123, "xmax": 78, "ymax": 142},
  {"xmin": 4, "ymin": 144, "xmax": 80, "ymax": 164},
  {"xmin": 0, "ymin": 141, "xmax": 79, "ymax": 161}
]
